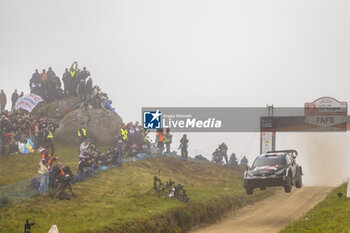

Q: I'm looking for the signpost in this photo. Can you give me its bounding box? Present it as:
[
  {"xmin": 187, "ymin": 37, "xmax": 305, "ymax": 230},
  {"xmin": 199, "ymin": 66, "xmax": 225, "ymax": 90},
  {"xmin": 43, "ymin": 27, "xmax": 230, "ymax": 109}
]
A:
[{"xmin": 260, "ymin": 97, "xmax": 348, "ymax": 154}]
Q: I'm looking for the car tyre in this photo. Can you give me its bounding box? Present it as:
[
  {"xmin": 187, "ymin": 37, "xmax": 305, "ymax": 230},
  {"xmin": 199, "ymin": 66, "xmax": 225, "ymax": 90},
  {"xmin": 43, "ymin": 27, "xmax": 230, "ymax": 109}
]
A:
[
  {"xmin": 295, "ymin": 175, "xmax": 302, "ymax": 188},
  {"xmin": 284, "ymin": 176, "xmax": 292, "ymax": 193},
  {"xmin": 246, "ymin": 186, "xmax": 254, "ymax": 195}
]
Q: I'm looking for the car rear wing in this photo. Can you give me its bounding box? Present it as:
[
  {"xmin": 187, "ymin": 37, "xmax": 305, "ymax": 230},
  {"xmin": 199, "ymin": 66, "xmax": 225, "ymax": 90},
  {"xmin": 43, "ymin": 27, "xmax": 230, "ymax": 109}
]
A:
[{"xmin": 267, "ymin": 150, "xmax": 298, "ymax": 158}]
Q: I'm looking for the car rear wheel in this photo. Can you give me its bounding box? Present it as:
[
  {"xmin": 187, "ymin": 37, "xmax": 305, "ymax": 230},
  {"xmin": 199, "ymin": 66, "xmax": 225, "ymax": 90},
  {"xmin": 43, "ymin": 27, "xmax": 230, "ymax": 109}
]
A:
[
  {"xmin": 284, "ymin": 176, "xmax": 292, "ymax": 193},
  {"xmin": 246, "ymin": 186, "xmax": 254, "ymax": 195}
]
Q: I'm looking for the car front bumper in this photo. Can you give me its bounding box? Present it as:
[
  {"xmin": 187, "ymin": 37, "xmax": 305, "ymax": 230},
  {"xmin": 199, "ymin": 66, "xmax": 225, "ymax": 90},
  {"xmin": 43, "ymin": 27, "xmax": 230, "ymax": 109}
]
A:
[{"xmin": 244, "ymin": 175, "xmax": 288, "ymax": 188}]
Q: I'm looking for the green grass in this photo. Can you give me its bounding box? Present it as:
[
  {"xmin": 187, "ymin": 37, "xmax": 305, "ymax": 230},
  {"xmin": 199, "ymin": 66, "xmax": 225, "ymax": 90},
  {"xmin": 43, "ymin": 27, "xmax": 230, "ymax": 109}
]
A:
[
  {"xmin": 281, "ymin": 183, "xmax": 350, "ymax": 233},
  {"xmin": 0, "ymin": 151, "xmax": 274, "ymax": 233}
]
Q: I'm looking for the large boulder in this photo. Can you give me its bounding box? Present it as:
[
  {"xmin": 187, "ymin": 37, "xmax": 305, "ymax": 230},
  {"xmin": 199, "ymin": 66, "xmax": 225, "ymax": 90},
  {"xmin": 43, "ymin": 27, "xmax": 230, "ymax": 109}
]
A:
[
  {"xmin": 33, "ymin": 97, "xmax": 80, "ymax": 122},
  {"xmin": 55, "ymin": 107, "xmax": 123, "ymax": 145}
]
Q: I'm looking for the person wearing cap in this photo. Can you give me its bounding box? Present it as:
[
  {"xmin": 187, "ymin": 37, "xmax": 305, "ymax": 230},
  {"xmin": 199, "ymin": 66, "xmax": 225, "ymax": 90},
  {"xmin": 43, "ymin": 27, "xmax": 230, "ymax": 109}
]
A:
[{"xmin": 38, "ymin": 158, "xmax": 49, "ymax": 194}]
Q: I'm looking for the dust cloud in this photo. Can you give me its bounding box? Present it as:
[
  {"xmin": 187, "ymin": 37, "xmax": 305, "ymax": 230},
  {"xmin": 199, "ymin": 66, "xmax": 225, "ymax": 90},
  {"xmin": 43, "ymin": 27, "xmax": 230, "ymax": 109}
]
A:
[{"xmin": 296, "ymin": 133, "xmax": 350, "ymax": 187}]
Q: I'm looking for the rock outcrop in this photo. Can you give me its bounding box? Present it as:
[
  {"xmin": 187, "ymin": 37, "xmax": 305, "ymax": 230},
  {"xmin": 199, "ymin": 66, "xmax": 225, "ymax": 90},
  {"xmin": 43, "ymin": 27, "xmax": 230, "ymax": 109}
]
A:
[
  {"xmin": 55, "ymin": 107, "xmax": 123, "ymax": 145},
  {"xmin": 33, "ymin": 97, "xmax": 80, "ymax": 121},
  {"xmin": 33, "ymin": 98, "xmax": 123, "ymax": 145}
]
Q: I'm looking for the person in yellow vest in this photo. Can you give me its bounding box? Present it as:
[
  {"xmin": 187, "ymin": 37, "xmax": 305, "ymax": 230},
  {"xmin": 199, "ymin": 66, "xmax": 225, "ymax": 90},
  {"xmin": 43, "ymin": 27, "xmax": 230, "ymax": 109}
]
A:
[
  {"xmin": 142, "ymin": 129, "xmax": 150, "ymax": 142},
  {"xmin": 44, "ymin": 127, "xmax": 55, "ymax": 156},
  {"xmin": 78, "ymin": 126, "xmax": 87, "ymax": 144},
  {"xmin": 119, "ymin": 123, "xmax": 128, "ymax": 141}
]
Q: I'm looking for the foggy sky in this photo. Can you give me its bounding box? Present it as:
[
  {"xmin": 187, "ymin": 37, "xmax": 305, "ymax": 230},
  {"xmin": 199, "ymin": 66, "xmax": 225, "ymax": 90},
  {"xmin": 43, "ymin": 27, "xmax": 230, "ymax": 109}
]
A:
[{"xmin": 1, "ymin": 0, "xmax": 350, "ymax": 173}]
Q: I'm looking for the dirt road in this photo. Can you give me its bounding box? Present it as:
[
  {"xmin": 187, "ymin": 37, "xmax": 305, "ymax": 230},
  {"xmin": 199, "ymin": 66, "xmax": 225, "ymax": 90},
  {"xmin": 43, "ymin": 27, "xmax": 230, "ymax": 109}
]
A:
[{"xmin": 191, "ymin": 186, "xmax": 332, "ymax": 233}]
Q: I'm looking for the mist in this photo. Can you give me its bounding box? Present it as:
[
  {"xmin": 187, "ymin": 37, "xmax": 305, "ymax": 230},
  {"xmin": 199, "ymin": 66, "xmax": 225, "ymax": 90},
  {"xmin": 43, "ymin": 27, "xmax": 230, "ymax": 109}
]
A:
[{"xmin": 294, "ymin": 133, "xmax": 350, "ymax": 187}]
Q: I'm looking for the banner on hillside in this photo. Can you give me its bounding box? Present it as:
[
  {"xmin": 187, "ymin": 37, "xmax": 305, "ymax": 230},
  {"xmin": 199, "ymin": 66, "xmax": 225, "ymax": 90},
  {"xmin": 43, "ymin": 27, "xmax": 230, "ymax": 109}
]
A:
[{"xmin": 14, "ymin": 94, "xmax": 43, "ymax": 112}]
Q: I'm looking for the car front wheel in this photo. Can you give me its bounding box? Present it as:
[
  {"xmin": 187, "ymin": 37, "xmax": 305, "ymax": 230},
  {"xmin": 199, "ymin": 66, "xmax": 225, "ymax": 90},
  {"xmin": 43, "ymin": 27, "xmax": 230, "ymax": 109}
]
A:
[
  {"xmin": 246, "ymin": 186, "xmax": 254, "ymax": 195},
  {"xmin": 284, "ymin": 176, "xmax": 292, "ymax": 193}
]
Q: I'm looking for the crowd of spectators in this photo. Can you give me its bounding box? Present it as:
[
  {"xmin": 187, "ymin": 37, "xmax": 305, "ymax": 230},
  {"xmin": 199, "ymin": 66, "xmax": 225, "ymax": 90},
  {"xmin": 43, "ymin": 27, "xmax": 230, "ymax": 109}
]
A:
[
  {"xmin": 0, "ymin": 109, "xmax": 58, "ymax": 155},
  {"xmin": 29, "ymin": 63, "xmax": 115, "ymax": 112},
  {"xmin": 75, "ymin": 122, "xmax": 154, "ymax": 181}
]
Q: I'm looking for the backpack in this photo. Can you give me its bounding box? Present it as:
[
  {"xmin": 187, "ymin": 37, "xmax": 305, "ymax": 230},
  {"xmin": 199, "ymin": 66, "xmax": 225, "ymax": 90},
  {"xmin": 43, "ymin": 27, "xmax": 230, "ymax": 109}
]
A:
[{"xmin": 29, "ymin": 178, "xmax": 40, "ymax": 189}]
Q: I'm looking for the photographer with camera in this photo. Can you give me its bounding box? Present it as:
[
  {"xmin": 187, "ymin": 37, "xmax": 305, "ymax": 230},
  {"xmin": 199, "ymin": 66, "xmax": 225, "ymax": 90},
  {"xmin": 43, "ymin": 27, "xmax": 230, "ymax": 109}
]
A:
[{"xmin": 55, "ymin": 165, "xmax": 76, "ymax": 200}]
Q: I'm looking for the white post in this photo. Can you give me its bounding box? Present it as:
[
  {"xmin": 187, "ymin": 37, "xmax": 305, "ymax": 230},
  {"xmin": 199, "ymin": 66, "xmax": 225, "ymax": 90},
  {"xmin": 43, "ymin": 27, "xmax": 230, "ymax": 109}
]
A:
[{"xmin": 347, "ymin": 178, "xmax": 350, "ymax": 198}]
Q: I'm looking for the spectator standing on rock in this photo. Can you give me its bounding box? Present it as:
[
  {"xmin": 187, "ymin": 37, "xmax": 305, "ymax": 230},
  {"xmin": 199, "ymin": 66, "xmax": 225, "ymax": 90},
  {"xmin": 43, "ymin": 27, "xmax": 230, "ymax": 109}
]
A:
[
  {"xmin": 19, "ymin": 91, "xmax": 24, "ymax": 98},
  {"xmin": 40, "ymin": 69, "xmax": 48, "ymax": 100},
  {"xmin": 62, "ymin": 68, "xmax": 71, "ymax": 96},
  {"xmin": 77, "ymin": 79, "xmax": 86, "ymax": 103},
  {"xmin": 11, "ymin": 89, "xmax": 18, "ymax": 110},
  {"xmin": 85, "ymin": 78, "xmax": 93, "ymax": 102},
  {"xmin": 30, "ymin": 69, "xmax": 41, "ymax": 92},
  {"xmin": 46, "ymin": 67, "xmax": 56, "ymax": 81},
  {"xmin": 179, "ymin": 134, "xmax": 189, "ymax": 159},
  {"xmin": 80, "ymin": 67, "xmax": 90, "ymax": 81},
  {"xmin": 40, "ymin": 69, "xmax": 48, "ymax": 85},
  {"xmin": 164, "ymin": 128, "xmax": 172, "ymax": 154},
  {"xmin": 0, "ymin": 90, "xmax": 7, "ymax": 112}
]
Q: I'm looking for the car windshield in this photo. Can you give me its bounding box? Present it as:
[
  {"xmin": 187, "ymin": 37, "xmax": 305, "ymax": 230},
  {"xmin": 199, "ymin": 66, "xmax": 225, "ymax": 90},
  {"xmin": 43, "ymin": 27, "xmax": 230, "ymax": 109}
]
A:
[{"xmin": 253, "ymin": 156, "xmax": 286, "ymax": 167}]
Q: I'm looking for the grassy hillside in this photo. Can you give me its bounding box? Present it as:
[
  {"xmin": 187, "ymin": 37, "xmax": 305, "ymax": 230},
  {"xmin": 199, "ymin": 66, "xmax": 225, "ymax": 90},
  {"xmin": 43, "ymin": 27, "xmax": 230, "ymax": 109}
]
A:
[
  {"xmin": 281, "ymin": 183, "xmax": 350, "ymax": 233},
  {"xmin": 0, "ymin": 154, "xmax": 274, "ymax": 233}
]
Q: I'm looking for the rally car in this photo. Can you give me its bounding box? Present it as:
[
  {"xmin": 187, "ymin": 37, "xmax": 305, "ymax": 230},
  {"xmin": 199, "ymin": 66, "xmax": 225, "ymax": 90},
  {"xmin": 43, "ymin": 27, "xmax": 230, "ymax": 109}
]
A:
[{"xmin": 243, "ymin": 150, "xmax": 302, "ymax": 195}]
